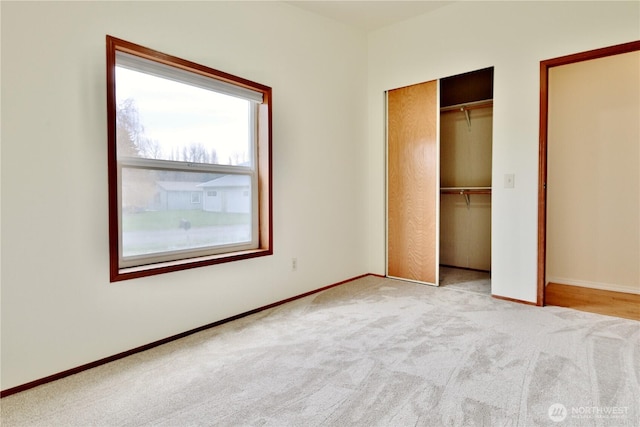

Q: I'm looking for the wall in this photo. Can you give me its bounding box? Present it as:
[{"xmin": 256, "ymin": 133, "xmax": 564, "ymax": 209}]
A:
[
  {"xmin": 0, "ymin": 1, "xmax": 368, "ymax": 390},
  {"xmin": 366, "ymin": 1, "xmax": 640, "ymax": 302},
  {"xmin": 546, "ymin": 51, "xmax": 640, "ymax": 294}
]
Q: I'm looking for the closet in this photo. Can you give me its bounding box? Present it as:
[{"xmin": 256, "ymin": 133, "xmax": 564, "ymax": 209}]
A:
[
  {"xmin": 386, "ymin": 67, "xmax": 493, "ymax": 291},
  {"xmin": 439, "ymin": 68, "xmax": 493, "ymax": 289}
]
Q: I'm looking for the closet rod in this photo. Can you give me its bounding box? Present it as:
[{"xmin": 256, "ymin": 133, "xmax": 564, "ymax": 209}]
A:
[
  {"xmin": 440, "ymin": 186, "xmax": 492, "ymax": 191},
  {"xmin": 441, "ymin": 188, "xmax": 491, "ymax": 208},
  {"xmin": 440, "ymin": 99, "xmax": 493, "ymax": 113},
  {"xmin": 440, "ymin": 188, "xmax": 492, "ymax": 195}
]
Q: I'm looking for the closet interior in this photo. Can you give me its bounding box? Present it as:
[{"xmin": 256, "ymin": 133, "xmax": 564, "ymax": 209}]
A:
[{"xmin": 439, "ymin": 67, "xmax": 493, "ymax": 294}]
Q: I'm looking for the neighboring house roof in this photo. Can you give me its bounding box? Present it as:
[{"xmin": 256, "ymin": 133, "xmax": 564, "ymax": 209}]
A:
[
  {"xmin": 198, "ymin": 175, "xmax": 250, "ymax": 188},
  {"xmin": 156, "ymin": 181, "xmax": 203, "ymax": 192}
]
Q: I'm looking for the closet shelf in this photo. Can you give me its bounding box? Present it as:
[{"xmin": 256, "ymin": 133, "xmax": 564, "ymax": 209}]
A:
[
  {"xmin": 440, "ymin": 187, "xmax": 492, "ymax": 195},
  {"xmin": 441, "ymin": 187, "xmax": 491, "ymax": 208},
  {"xmin": 441, "ymin": 99, "xmax": 493, "ymax": 130},
  {"xmin": 440, "ymin": 99, "xmax": 493, "ymax": 113}
]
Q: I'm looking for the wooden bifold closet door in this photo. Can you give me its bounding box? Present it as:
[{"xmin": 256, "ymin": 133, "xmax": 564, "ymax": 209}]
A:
[{"xmin": 387, "ymin": 81, "xmax": 438, "ymax": 284}]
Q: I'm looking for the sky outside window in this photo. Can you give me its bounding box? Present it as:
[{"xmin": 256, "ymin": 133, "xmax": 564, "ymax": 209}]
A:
[{"xmin": 115, "ymin": 66, "xmax": 251, "ymax": 165}]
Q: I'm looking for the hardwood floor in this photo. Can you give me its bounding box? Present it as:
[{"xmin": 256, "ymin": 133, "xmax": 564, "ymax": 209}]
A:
[{"xmin": 545, "ymin": 282, "xmax": 640, "ymax": 321}]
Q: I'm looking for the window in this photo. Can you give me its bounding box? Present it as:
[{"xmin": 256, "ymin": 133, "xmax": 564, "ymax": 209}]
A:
[{"xmin": 107, "ymin": 36, "xmax": 272, "ymax": 281}]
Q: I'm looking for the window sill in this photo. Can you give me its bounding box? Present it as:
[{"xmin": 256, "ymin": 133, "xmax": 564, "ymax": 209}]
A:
[{"xmin": 111, "ymin": 248, "xmax": 272, "ymax": 282}]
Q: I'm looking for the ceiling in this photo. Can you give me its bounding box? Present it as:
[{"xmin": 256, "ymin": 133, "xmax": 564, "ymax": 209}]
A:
[{"xmin": 286, "ymin": 1, "xmax": 453, "ymax": 31}]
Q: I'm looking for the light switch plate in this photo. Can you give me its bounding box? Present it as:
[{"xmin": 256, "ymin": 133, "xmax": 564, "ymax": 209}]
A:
[{"xmin": 504, "ymin": 174, "xmax": 515, "ymax": 188}]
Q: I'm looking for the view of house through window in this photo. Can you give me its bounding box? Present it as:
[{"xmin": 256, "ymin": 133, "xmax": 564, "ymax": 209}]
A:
[
  {"xmin": 119, "ymin": 168, "xmax": 253, "ymax": 260},
  {"xmin": 107, "ymin": 36, "xmax": 272, "ymax": 280}
]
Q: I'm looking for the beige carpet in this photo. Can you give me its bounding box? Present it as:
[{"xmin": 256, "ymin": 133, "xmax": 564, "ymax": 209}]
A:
[
  {"xmin": 439, "ymin": 266, "xmax": 491, "ymax": 295},
  {"xmin": 2, "ymin": 275, "xmax": 639, "ymax": 426}
]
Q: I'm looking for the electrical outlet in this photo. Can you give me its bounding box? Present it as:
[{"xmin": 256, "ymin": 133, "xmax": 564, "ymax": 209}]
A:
[
  {"xmin": 504, "ymin": 174, "xmax": 515, "ymax": 189},
  {"xmin": 292, "ymin": 257, "xmax": 298, "ymax": 272}
]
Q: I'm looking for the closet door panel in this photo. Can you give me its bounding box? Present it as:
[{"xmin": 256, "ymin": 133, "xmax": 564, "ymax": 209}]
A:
[{"xmin": 387, "ymin": 81, "xmax": 438, "ymax": 284}]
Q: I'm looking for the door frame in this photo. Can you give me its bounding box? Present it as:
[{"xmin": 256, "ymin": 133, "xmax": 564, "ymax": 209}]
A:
[{"xmin": 537, "ymin": 40, "xmax": 640, "ymax": 306}]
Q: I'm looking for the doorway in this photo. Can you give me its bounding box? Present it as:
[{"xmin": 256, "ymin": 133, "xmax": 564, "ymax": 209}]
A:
[{"xmin": 538, "ymin": 41, "xmax": 640, "ymax": 318}]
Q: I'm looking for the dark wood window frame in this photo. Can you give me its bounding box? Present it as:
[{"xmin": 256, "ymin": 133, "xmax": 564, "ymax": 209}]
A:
[{"xmin": 107, "ymin": 35, "xmax": 272, "ymax": 282}]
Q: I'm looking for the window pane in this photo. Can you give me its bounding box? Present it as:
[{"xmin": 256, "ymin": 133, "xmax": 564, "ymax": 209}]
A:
[
  {"xmin": 115, "ymin": 66, "xmax": 252, "ymax": 166},
  {"xmin": 121, "ymin": 168, "xmax": 253, "ymax": 259},
  {"xmin": 108, "ymin": 36, "xmax": 271, "ymax": 280}
]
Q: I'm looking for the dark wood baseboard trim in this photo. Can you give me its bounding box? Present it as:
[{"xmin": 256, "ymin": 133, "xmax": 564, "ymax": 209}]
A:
[
  {"xmin": 545, "ymin": 282, "xmax": 640, "ymax": 321},
  {"xmin": 0, "ymin": 273, "xmax": 372, "ymax": 398},
  {"xmin": 491, "ymin": 294, "xmax": 538, "ymax": 306},
  {"xmin": 440, "ymin": 264, "xmax": 491, "ymax": 274}
]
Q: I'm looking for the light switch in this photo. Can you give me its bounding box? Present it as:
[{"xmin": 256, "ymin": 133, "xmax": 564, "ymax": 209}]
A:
[{"xmin": 504, "ymin": 174, "xmax": 515, "ymax": 188}]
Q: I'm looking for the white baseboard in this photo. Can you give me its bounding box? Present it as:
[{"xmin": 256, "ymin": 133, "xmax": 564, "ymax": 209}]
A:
[{"xmin": 546, "ymin": 276, "xmax": 640, "ymax": 295}]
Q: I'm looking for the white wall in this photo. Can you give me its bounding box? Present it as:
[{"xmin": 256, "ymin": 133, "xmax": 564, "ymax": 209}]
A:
[
  {"xmin": 366, "ymin": 1, "xmax": 640, "ymax": 302},
  {"xmin": 0, "ymin": 1, "xmax": 368, "ymax": 390}
]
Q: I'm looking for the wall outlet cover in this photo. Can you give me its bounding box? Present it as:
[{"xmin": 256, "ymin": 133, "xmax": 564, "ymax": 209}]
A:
[{"xmin": 504, "ymin": 174, "xmax": 515, "ymax": 188}]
